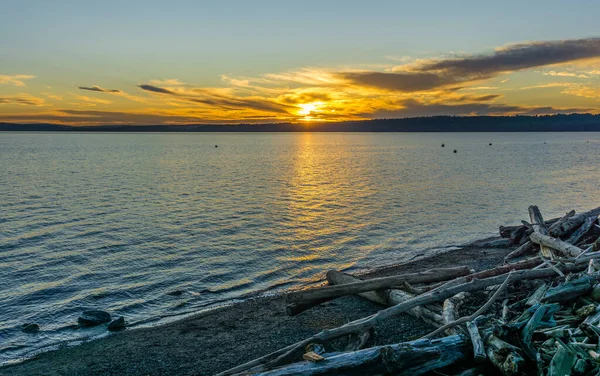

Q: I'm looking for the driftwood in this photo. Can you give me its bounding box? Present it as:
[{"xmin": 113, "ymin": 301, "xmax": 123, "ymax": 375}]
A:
[
  {"xmin": 466, "ymin": 319, "xmax": 486, "ymax": 363},
  {"xmin": 254, "ymin": 335, "xmax": 469, "ymax": 376},
  {"xmin": 220, "ymin": 265, "xmax": 595, "ymax": 376},
  {"xmin": 442, "ymin": 293, "xmax": 467, "ymax": 335},
  {"xmin": 529, "ymin": 232, "xmax": 582, "ymax": 257},
  {"xmin": 221, "ymin": 205, "xmax": 600, "ymax": 376},
  {"xmin": 550, "ymin": 214, "xmax": 587, "ymax": 238},
  {"xmin": 504, "ymin": 240, "xmax": 534, "ymax": 263},
  {"xmin": 542, "ymin": 275, "xmax": 596, "ymax": 303},
  {"xmin": 547, "ymin": 210, "xmax": 576, "ymax": 237},
  {"xmin": 484, "ymin": 333, "xmax": 525, "ymax": 375},
  {"xmin": 286, "ymin": 266, "xmax": 471, "ymax": 304},
  {"xmin": 326, "ymin": 270, "xmax": 443, "ymax": 327},
  {"xmin": 567, "ymin": 215, "xmax": 597, "ymax": 245},
  {"xmin": 529, "ymin": 205, "xmax": 552, "ymax": 258}
]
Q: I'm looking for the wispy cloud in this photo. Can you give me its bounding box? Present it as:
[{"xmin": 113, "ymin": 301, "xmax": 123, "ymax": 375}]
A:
[
  {"xmin": 0, "ymin": 94, "xmax": 45, "ymax": 106},
  {"xmin": 78, "ymin": 85, "xmax": 122, "ymax": 93},
  {"xmin": 340, "ymin": 38, "xmax": 600, "ymax": 92},
  {"xmin": 543, "ymin": 70, "xmax": 588, "ymax": 78},
  {"xmin": 0, "ymin": 74, "xmax": 35, "ymax": 87}
]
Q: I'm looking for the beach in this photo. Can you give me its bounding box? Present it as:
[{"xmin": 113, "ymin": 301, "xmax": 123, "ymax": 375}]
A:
[{"xmin": 1, "ymin": 243, "xmax": 510, "ymax": 376}]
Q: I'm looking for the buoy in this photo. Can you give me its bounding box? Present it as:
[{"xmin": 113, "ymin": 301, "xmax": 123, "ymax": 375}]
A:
[
  {"xmin": 441, "ymin": 143, "xmax": 445, "ymax": 147},
  {"xmin": 453, "ymin": 149, "xmax": 457, "ymax": 153}
]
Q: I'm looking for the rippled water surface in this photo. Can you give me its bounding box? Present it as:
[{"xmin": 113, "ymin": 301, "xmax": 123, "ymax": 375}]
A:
[{"xmin": 1, "ymin": 132, "xmax": 600, "ymax": 363}]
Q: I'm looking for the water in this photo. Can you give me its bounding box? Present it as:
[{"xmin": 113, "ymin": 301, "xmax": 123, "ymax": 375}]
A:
[{"xmin": 1, "ymin": 132, "xmax": 599, "ymax": 364}]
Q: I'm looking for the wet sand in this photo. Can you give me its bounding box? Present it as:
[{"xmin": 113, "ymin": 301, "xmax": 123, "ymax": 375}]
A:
[{"xmin": 1, "ymin": 244, "xmax": 511, "ymax": 376}]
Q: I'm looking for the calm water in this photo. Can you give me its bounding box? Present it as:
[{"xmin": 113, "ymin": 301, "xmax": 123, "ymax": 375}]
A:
[{"xmin": 1, "ymin": 132, "xmax": 600, "ymax": 363}]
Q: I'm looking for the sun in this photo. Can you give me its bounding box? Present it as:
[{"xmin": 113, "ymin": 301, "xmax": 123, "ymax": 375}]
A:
[{"xmin": 298, "ymin": 103, "xmax": 317, "ymax": 116}]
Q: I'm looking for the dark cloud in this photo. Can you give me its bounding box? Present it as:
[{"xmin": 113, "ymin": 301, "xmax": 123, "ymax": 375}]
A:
[
  {"xmin": 341, "ymin": 38, "xmax": 600, "ymax": 92},
  {"xmin": 371, "ymin": 99, "xmax": 591, "ymax": 118},
  {"xmin": 137, "ymin": 84, "xmax": 176, "ymax": 94},
  {"xmin": 138, "ymin": 83, "xmax": 293, "ymax": 114},
  {"xmin": 78, "ymin": 85, "xmax": 122, "ymax": 93},
  {"xmin": 0, "ymin": 95, "xmax": 44, "ymax": 106}
]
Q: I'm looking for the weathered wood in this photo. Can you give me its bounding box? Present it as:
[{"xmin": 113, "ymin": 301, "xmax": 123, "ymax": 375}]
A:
[
  {"xmin": 551, "ymin": 214, "xmax": 587, "ymax": 238},
  {"xmin": 218, "ymin": 264, "xmax": 596, "ymax": 376},
  {"xmin": 525, "ymin": 283, "xmax": 548, "ymax": 306},
  {"xmin": 484, "ymin": 333, "xmax": 525, "ymax": 376},
  {"xmin": 548, "ymin": 210, "xmax": 576, "ymax": 237},
  {"xmin": 254, "ymin": 335, "xmax": 469, "ymax": 376},
  {"xmin": 442, "ymin": 292, "xmax": 468, "ymax": 335},
  {"xmin": 567, "ymin": 216, "xmax": 597, "ymax": 245},
  {"xmin": 529, "ymin": 206, "xmax": 549, "ymax": 235},
  {"xmin": 504, "ymin": 240, "xmax": 534, "ymax": 263},
  {"xmin": 521, "ymin": 304, "xmax": 560, "ymax": 360},
  {"xmin": 326, "ymin": 270, "xmax": 443, "ymax": 327},
  {"xmin": 468, "ymin": 257, "xmax": 543, "ymax": 281},
  {"xmin": 542, "ymin": 275, "xmax": 596, "ymax": 303},
  {"xmin": 286, "ymin": 298, "xmax": 334, "ymax": 316},
  {"xmin": 529, "ymin": 205, "xmax": 553, "ymax": 257},
  {"xmin": 466, "ymin": 319, "xmax": 486, "ymax": 363},
  {"xmin": 529, "ymin": 232, "xmax": 583, "ymax": 257},
  {"xmin": 548, "ymin": 339, "xmax": 576, "ymax": 376},
  {"xmin": 286, "ymin": 266, "xmax": 472, "ymax": 304}
]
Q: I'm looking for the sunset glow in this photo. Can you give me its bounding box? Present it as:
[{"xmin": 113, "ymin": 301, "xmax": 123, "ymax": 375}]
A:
[{"xmin": 2, "ymin": 1, "xmax": 600, "ymax": 126}]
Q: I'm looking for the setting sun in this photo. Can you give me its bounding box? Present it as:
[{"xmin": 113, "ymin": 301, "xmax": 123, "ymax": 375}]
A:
[{"xmin": 298, "ymin": 103, "xmax": 317, "ymax": 116}]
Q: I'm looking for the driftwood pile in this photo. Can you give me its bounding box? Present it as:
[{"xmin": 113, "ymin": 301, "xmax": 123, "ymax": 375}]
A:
[{"xmin": 218, "ymin": 205, "xmax": 600, "ymax": 376}]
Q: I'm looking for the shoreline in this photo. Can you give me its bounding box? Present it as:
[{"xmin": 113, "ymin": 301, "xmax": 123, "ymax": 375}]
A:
[{"xmin": 1, "ymin": 238, "xmax": 511, "ymax": 376}]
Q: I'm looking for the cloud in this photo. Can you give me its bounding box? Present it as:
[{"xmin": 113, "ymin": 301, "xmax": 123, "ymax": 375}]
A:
[
  {"xmin": 149, "ymin": 79, "xmax": 186, "ymax": 86},
  {"xmin": 0, "ymin": 94, "xmax": 45, "ymax": 106},
  {"xmin": 0, "ymin": 74, "xmax": 35, "ymax": 87},
  {"xmin": 138, "ymin": 84, "xmax": 176, "ymax": 94},
  {"xmin": 371, "ymin": 98, "xmax": 591, "ymax": 118},
  {"xmin": 340, "ymin": 38, "xmax": 600, "ymax": 92},
  {"xmin": 78, "ymin": 85, "xmax": 122, "ymax": 93},
  {"xmin": 543, "ymin": 71, "xmax": 588, "ymax": 78},
  {"xmin": 138, "ymin": 83, "xmax": 294, "ymax": 114},
  {"xmin": 0, "ymin": 109, "xmax": 283, "ymax": 125},
  {"xmin": 71, "ymin": 94, "xmax": 112, "ymax": 105}
]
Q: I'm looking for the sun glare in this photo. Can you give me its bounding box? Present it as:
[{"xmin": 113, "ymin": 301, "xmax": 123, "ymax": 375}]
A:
[{"xmin": 298, "ymin": 103, "xmax": 317, "ymax": 116}]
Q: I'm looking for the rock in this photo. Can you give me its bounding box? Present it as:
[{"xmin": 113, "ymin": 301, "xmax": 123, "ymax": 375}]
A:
[
  {"xmin": 108, "ymin": 316, "xmax": 126, "ymax": 331},
  {"xmin": 78, "ymin": 310, "xmax": 111, "ymax": 327},
  {"xmin": 22, "ymin": 323, "xmax": 40, "ymax": 333}
]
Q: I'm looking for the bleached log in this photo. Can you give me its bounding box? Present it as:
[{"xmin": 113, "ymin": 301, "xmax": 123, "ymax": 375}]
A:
[
  {"xmin": 254, "ymin": 335, "xmax": 469, "ymax": 376},
  {"xmin": 442, "ymin": 292, "xmax": 468, "ymax": 335},
  {"xmin": 529, "ymin": 232, "xmax": 583, "ymax": 257},
  {"xmin": 326, "ymin": 270, "xmax": 443, "ymax": 327},
  {"xmin": 286, "ymin": 266, "xmax": 471, "ymax": 304}
]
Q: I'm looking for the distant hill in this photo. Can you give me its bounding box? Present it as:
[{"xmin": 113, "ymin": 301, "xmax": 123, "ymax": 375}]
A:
[{"xmin": 3, "ymin": 114, "xmax": 600, "ymax": 132}]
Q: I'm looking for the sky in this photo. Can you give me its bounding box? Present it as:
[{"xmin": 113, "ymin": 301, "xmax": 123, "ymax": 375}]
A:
[{"xmin": 2, "ymin": 0, "xmax": 600, "ymax": 125}]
